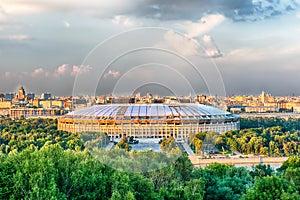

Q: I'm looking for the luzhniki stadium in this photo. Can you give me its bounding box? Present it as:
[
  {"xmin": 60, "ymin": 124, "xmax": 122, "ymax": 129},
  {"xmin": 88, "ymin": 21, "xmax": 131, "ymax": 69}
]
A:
[{"xmin": 58, "ymin": 104, "xmax": 239, "ymax": 139}]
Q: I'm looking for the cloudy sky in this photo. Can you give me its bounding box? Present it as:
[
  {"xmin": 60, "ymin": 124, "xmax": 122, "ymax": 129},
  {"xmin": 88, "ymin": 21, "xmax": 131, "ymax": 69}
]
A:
[{"xmin": 1, "ymin": 0, "xmax": 300, "ymax": 96}]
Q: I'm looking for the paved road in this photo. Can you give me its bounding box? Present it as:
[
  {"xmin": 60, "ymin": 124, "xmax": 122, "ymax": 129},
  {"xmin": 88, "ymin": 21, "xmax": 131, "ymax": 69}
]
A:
[
  {"xmin": 189, "ymin": 156, "xmax": 288, "ymax": 166},
  {"xmin": 105, "ymin": 142, "xmax": 115, "ymax": 150},
  {"xmin": 176, "ymin": 140, "xmax": 194, "ymax": 156}
]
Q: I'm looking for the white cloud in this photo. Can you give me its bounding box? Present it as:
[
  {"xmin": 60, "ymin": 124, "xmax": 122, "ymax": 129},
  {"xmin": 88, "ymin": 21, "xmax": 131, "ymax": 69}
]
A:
[
  {"xmin": 155, "ymin": 31, "xmax": 223, "ymax": 58},
  {"xmin": 54, "ymin": 64, "xmax": 69, "ymax": 76},
  {"xmin": 2, "ymin": 64, "xmax": 92, "ymax": 80},
  {"xmin": 1, "ymin": 3, "xmax": 43, "ymax": 15},
  {"xmin": 156, "ymin": 30, "xmax": 200, "ymax": 56},
  {"xmin": 63, "ymin": 20, "xmax": 70, "ymax": 28},
  {"xmin": 112, "ymin": 15, "xmax": 140, "ymax": 27},
  {"xmin": 181, "ymin": 14, "xmax": 225, "ymax": 38},
  {"xmin": 71, "ymin": 65, "xmax": 92, "ymax": 76},
  {"xmin": 1, "ymin": 0, "xmax": 136, "ymax": 16},
  {"xmin": 202, "ymin": 35, "xmax": 223, "ymax": 58},
  {"xmin": 0, "ymin": 34, "xmax": 29, "ymax": 41},
  {"xmin": 8, "ymin": 34, "xmax": 28, "ymax": 41},
  {"xmin": 0, "ymin": 10, "xmax": 8, "ymax": 22},
  {"xmin": 54, "ymin": 64, "xmax": 92, "ymax": 77},
  {"xmin": 223, "ymin": 44, "xmax": 300, "ymax": 62},
  {"xmin": 296, "ymin": 13, "xmax": 300, "ymax": 19},
  {"xmin": 202, "ymin": 35, "xmax": 212, "ymax": 43},
  {"xmin": 31, "ymin": 68, "xmax": 48, "ymax": 77},
  {"xmin": 224, "ymin": 48, "xmax": 266, "ymax": 62},
  {"xmin": 104, "ymin": 70, "xmax": 121, "ymax": 78}
]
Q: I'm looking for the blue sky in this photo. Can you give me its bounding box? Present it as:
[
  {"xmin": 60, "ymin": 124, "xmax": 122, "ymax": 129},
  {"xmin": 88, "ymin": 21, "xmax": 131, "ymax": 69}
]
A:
[{"xmin": 0, "ymin": 0, "xmax": 300, "ymax": 96}]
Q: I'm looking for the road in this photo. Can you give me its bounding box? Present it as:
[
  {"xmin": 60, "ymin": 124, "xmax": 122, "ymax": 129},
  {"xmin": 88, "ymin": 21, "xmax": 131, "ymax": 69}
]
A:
[{"xmin": 189, "ymin": 156, "xmax": 288, "ymax": 167}]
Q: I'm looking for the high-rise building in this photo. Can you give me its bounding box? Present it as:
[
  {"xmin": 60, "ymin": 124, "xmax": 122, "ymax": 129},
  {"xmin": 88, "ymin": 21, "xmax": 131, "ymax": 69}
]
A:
[
  {"xmin": 18, "ymin": 86, "xmax": 26, "ymax": 101},
  {"xmin": 260, "ymin": 91, "xmax": 265, "ymax": 103}
]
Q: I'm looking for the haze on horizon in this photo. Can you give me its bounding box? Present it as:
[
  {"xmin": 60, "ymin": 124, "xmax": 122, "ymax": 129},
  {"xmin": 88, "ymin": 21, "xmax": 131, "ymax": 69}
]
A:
[{"xmin": 1, "ymin": 0, "xmax": 300, "ymax": 96}]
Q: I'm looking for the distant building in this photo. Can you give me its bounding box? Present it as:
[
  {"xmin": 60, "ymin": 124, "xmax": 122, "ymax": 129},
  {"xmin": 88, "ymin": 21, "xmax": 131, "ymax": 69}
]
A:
[
  {"xmin": 33, "ymin": 99, "xmax": 40, "ymax": 108},
  {"xmin": 5, "ymin": 93, "xmax": 14, "ymax": 101},
  {"xmin": 64, "ymin": 100, "xmax": 73, "ymax": 110},
  {"xmin": 27, "ymin": 93, "xmax": 35, "ymax": 100},
  {"xmin": 39, "ymin": 100, "xmax": 52, "ymax": 108},
  {"xmin": 0, "ymin": 102, "xmax": 12, "ymax": 109},
  {"xmin": 17, "ymin": 86, "xmax": 26, "ymax": 101},
  {"xmin": 9, "ymin": 108, "xmax": 63, "ymax": 119},
  {"xmin": 245, "ymin": 106, "xmax": 279, "ymax": 113},
  {"xmin": 51, "ymin": 100, "xmax": 64, "ymax": 108},
  {"xmin": 113, "ymin": 97, "xmax": 130, "ymax": 104},
  {"xmin": 41, "ymin": 93, "xmax": 51, "ymax": 100},
  {"xmin": 230, "ymin": 107, "xmax": 243, "ymax": 113},
  {"xmin": 293, "ymin": 106, "xmax": 300, "ymax": 113},
  {"xmin": 197, "ymin": 94, "xmax": 207, "ymax": 104},
  {"xmin": 260, "ymin": 91, "xmax": 265, "ymax": 103}
]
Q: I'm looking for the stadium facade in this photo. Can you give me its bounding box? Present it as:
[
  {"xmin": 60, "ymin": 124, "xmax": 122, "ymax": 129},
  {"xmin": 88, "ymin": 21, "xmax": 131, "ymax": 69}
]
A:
[{"xmin": 58, "ymin": 104, "xmax": 239, "ymax": 139}]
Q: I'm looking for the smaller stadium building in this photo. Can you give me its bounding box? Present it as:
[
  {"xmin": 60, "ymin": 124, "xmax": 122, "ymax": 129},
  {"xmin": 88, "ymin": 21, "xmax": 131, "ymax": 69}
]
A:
[{"xmin": 58, "ymin": 104, "xmax": 239, "ymax": 139}]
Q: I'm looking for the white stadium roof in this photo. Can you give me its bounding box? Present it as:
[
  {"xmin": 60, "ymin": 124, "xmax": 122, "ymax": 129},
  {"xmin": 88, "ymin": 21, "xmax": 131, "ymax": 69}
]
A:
[{"xmin": 66, "ymin": 104, "xmax": 237, "ymax": 120}]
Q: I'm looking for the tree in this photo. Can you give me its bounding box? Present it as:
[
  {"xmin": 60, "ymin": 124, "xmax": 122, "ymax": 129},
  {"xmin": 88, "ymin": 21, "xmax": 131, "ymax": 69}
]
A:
[
  {"xmin": 124, "ymin": 191, "xmax": 136, "ymax": 200},
  {"xmin": 160, "ymin": 136, "xmax": 177, "ymax": 152},
  {"xmin": 278, "ymin": 156, "xmax": 300, "ymax": 191},
  {"xmin": 115, "ymin": 136, "xmax": 131, "ymax": 152},
  {"xmin": 174, "ymin": 154, "xmax": 194, "ymax": 181},
  {"xmin": 242, "ymin": 176, "xmax": 300, "ymax": 200},
  {"xmin": 250, "ymin": 164, "xmax": 274, "ymax": 178},
  {"xmin": 0, "ymin": 145, "xmax": 109, "ymax": 199},
  {"xmin": 192, "ymin": 163, "xmax": 253, "ymax": 200},
  {"xmin": 278, "ymin": 156, "xmax": 300, "ymax": 172},
  {"xmin": 110, "ymin": 190, "xmax": 122, "ymax": 200},
  {"xmin": 183, "ymin": 179, "xmax": 205, "ymax": 200}
]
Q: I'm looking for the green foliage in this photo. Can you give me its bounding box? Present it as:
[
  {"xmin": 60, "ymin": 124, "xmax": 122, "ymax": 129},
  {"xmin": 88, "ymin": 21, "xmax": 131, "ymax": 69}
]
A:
[
  {"xmin": 183, "ymin": 178, "xmax": 205, "ymax": 200},
  {"xmin": 0, "ymin": 143, "xmax": 299, "ymax": 199},
  {"xmin": 81, "ymin": 131, "xmax": 110, "ymax": 150},
  {"xmin": 242, "ymin": 175, "xmax": 300, "ymax": 200},
  {"xmin": 216, "ymin": 126, "xmax": 300, "ymax": 156},
  {"xmin": 160, "ymin": 136, "xmax": 178, "ymax": 152},
  {"xmin": 250, "ymin": 164, "xmax": 274, "ymax": 178},
  {"xmin": 0, "ymin": 118, "xmax": 84, "ymax": 154},
  {"xmin": 1, "ymin": 118, "xmax": 299, "ymax": 199},
  {"xmin": 115, "ymin": 136, "xmax": 132, "ymax": 152},
  {"xmin": 278, "ymin": 156, "xmax": 300, "ymax": 191},
  {"xmin": 0, "ymin": 145, "xmax": 109, "ymax": 199},
  {"xmin": 278, "ymin": 156, "xmax": 300, "ymax": 172},
  {"xmin": 92, "ymin": 147, "xmax": 182, "ymax": 174},
  {"xmin": 174, "ymin": 154, "xmax": 194, "ymax": 181},
  {"xmin": 240, "ymin": 117, "xmax": 300, "ymax": 131},
  {"xmin": 193, "ymin": 163, "xmax": 253, "ymax": 200},
  {"xmin": 189, "ymin": 132, "xmax": 219, "ymax": 155}
]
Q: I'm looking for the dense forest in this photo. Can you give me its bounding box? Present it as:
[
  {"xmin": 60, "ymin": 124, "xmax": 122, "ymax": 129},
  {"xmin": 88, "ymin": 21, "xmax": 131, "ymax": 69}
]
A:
[
  {"xmin": 189, "ymin": 117, "xmax": 300, "ymax": 156},
  {"xmin": 216, "ymin": 126, "xmax": 300, "ymax": 156},
  {"xmin": 1, "ymin": 144, "xmax": 300, "ymax": 199},
  {"xmin": 0, "ymin": 118, "xmax": 84, "ymax": 154},
  {"xmin": 0, "ymin": 118, "xmax": 299, "ymax": 199}
]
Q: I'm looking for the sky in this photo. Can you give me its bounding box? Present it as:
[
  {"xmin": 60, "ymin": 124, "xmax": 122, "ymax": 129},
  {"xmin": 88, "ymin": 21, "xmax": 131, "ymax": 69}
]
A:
[{"xmin": 1, "ymin": 0, "xmax": 300, "ymax": 96}]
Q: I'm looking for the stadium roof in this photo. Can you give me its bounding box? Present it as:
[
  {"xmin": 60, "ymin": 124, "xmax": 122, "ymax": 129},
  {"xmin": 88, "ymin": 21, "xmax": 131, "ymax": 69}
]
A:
[{"xmin": 66, "ymin": 104, "xmax": 237, "ymax": 120}]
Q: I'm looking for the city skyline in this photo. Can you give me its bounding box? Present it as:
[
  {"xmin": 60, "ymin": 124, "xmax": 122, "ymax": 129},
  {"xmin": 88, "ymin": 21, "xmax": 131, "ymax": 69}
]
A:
[
  {"xmin": 1, "ymin": 1, "xmax": 300, "ymax": 96},
  {"xmin": 2, "ymin": 84, "xmax": 300, "ymax": 98}
]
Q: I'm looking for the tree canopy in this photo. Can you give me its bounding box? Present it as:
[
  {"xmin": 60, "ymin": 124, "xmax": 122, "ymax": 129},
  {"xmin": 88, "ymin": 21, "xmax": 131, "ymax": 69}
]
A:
[{"xmin": 0, "ymin": 118, "xmax": 299, "ymax": 199}]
